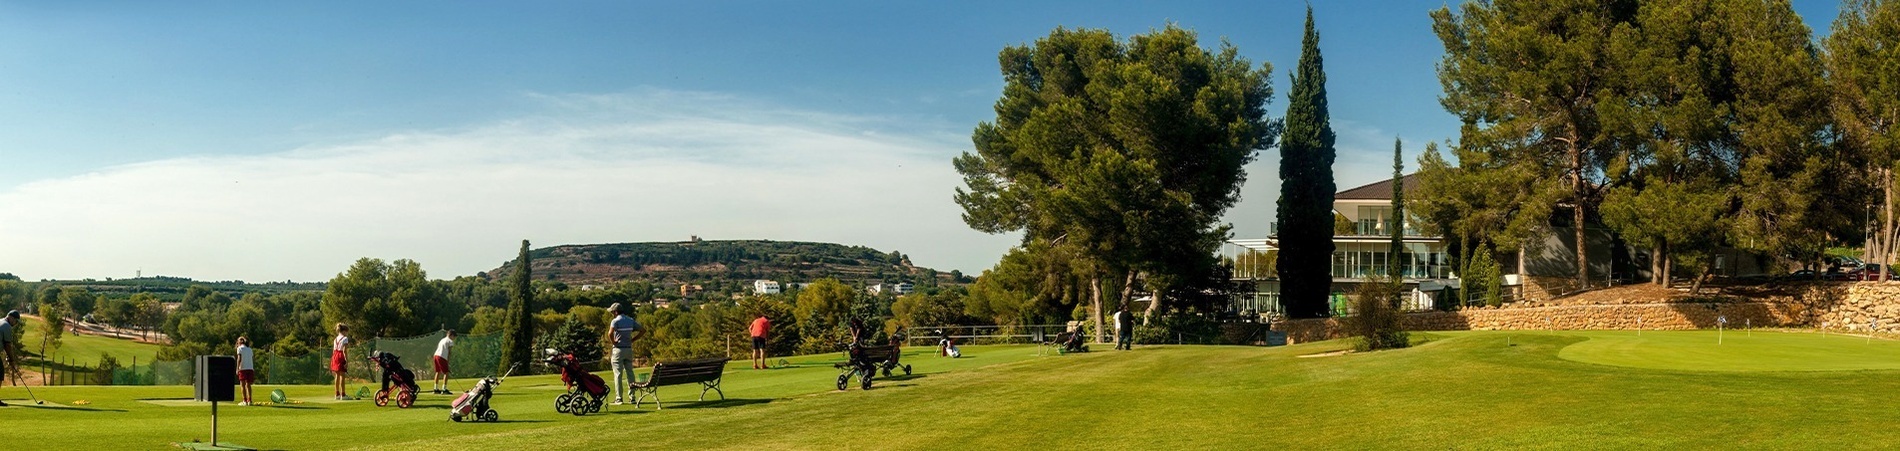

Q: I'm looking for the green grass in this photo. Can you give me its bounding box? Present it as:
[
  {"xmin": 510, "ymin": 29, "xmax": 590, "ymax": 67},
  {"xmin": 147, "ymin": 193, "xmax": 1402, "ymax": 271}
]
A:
[
  {"xmin": 15, "ymin": 315, "xmax": 163, "ymax": 367},
  {"xmin": 7, "ymin": 332, "xmax": 1900, "ymax": 449},
  {"xmin": 1556, "ymin": 328, "xmax": 1900, "ymax": 371}
]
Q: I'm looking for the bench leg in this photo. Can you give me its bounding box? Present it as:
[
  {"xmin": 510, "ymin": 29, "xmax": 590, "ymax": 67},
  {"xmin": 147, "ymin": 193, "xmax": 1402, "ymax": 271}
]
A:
[
  {"xmin": 633, "ymin": 387, "xmax": 656, "ymax": 410},
  {"xmin": 699, "ymin": 379, "xmax": 724, "ymax": 401}
]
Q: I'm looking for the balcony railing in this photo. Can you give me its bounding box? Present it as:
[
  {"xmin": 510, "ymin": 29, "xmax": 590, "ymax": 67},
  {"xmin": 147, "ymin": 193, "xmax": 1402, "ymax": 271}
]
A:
[{"xmin": 1352, "ymin": 219, "xmax": 1424, "ymax": 237}]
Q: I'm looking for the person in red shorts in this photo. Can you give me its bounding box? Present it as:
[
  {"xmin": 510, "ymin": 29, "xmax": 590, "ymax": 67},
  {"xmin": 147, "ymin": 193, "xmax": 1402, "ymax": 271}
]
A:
[
  {"xmin": 431, "ymin": 329, "xmax": 455, "ymax": 394},
  {"xmin": 749, "ymin": 314, "xmax": 771, "ymax": 369},
  {"xmin": 236, "ymin": 336, "xmax": 256, "ymax": 405},
  {"xmin": 331, "ymin": 323, "xmax": 353, "ymax": 400}
]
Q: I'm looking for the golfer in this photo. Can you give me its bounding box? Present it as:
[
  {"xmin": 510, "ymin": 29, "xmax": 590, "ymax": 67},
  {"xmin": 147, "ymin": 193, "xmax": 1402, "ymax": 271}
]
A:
[
  {"xmin": 605, "ymin": 303, "xmax": 646, "ymax": 406},
  {"xmin": 432, "ymin": 330, "xmax": 455, "ymax": 394},
  {"xmin": 236, "ymin": 336, "xmax": 255, "ymax": 406},
  {"xmin": 749, "ymin": 314, "xmax": 770, "ymax": 369},
  {"xmin": 331, "ymin": 323, "xmax": 353, "ymax": 400},
  {"xmin": 0, "ymin": 310, "xmax": 19, "ymax": 407}
]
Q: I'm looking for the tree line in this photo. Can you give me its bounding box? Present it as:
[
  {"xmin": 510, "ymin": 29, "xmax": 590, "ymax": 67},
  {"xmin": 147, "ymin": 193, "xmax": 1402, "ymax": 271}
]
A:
[{"xmin": 1415, "ymin": 0, "xmax": 1900, "ymax": 293}]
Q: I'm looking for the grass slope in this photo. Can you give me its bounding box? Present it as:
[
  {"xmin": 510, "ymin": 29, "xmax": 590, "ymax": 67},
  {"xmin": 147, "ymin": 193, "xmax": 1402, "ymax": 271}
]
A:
[
  {"xmin": 5, "ymin": 332, "xmax": 1900, "ymax": 449},
  {"xmin": 14, "ymin": 316, "xmax": 163, "ymax": 367}
]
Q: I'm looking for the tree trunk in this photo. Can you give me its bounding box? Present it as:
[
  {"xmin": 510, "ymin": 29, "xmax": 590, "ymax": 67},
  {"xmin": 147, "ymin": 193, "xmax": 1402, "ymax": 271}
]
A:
[
  {"xmin": 1571, "ymin": 142, "xmax": 1589, "ymax": 290},
  {"xmin": 1662, "ymin": 253, "xmax": 1673, "ymax": 289},
  {"xmin": 1090, "ymin": 274, "xmax": 1104, "ymax": 343},
  {"xmin": 1884, "ymin": 168, "xmax": 1893, "ymax": 282},
  {"xmin": 1143, "ymin": 280, "xmax": 1162, "ymax": 326},
  {"xmin": 1119, "ymin": 270, "xmax": 1136, "ymax": 325},
  {"xmin": 1651, "ymin": 244, "xmax": 1664, "ymax": 286}
]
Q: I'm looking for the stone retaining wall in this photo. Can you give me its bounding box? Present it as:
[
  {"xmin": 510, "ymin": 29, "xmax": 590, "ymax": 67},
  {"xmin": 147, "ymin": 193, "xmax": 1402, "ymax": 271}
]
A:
[{"xmin": 1271, "ymin": 282, "xmax": 1899, "ymax": 344}]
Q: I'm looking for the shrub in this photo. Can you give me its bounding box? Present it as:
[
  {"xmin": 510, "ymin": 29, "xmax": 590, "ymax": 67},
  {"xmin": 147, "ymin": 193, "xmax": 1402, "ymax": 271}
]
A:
[
  {"xmin": 1133, "ymin": 313, "xmax": 1222, "ymax": 345},
  {"xmin": 1344, "ymin": 277, "xmax": 1409, "ymax": 352},
  {"xmin": 92, "ymin": 353, "xmax": 122, "ymax": 385}
]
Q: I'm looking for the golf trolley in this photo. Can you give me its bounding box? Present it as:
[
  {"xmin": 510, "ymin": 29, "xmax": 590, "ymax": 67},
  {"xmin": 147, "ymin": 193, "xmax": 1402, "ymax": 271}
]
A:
[
  {"xmin": 450, "ymin": 363, "xmax": 518, "ymax": 422},
  {"xmin": 367, "ymin": 351, "xmax": 419, "ymax": 408},
  {"xmin": 545, "ymin": 349, "xmax": 608, "ymax": 416},
  {"xmin": 834, "ymin": 341, "xmax": 909, "ymax": 391}
]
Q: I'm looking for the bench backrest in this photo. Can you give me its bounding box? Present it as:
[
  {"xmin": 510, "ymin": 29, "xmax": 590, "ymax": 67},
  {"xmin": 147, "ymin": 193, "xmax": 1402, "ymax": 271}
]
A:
[{"xmin": 649, "ymin": 357, "xmax": 730, "ymax": 386}]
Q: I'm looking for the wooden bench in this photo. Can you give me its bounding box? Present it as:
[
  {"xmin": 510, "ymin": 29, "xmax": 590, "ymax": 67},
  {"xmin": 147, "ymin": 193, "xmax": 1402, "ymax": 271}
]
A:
[{"xmin": 630, "ymin": 357, "xmax": 730, "ymax": 410}]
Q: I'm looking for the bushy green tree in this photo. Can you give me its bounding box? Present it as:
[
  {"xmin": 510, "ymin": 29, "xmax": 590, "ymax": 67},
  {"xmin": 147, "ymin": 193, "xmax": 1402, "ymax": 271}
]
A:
[
  {"xmin": 1827, "ymin": 0, "xmax": 1900, "ymax": 277},
  {"xmin": 793, "ymin": 279, "xmax": 856, "ymax": 354},
  {"xmin": 956, "ymin": 23, "xmax": 1278, "ymax": 331}
]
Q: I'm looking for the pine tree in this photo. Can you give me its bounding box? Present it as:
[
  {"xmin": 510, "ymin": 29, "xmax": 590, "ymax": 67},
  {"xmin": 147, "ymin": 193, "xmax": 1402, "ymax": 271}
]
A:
[
  {"xmin": 1276, "ymin": 8, "xmax": 1337, "ymax": 319},
  {"xmin": 500, "ymin": 240, "xmax": 535, "ymax": 374}
]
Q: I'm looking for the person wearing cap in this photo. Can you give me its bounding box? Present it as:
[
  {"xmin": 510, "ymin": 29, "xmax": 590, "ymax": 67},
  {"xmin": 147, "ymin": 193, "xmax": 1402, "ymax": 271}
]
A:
[
  {"xmin": 603, "ymin": 303, "xmax": 646, "ymax": 406},
  {"xmin": 0, "ymin": 310, "xmax": 19, "ymax": 407}
]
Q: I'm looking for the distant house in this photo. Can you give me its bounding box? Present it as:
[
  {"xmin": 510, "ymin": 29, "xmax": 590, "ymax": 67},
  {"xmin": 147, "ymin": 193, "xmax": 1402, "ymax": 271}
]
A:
[
  {"xmin": 865, "ymin": 283, "xmax": 886, "ymax": 295},
  {"xmin": 892, "ymin": 282, "xmax": 915, "ymax": 295},
  {"xmin": 753, "ymin": 280, "xmax": 782, "ymax": 295},
  {"xmin": 679, "ymin": 284, "xmax": 704, "ymax": 297}
]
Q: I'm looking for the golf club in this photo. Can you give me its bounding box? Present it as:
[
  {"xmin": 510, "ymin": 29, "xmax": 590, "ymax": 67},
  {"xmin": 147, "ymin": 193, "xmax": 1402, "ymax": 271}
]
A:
[{"xmin": 10, "ymin": 367, "xmax": 43, "ymax": 405}]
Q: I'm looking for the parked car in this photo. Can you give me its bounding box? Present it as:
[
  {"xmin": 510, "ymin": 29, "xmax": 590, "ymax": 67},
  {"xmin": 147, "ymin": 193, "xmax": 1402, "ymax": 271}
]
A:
[
  {"xmin": 1790, "ymin": 269, "xmax": 1852, "ymax": 281},
  {"xmin": 1854, "ymin": 264, "xmax": 1890, "ymax": 281}
]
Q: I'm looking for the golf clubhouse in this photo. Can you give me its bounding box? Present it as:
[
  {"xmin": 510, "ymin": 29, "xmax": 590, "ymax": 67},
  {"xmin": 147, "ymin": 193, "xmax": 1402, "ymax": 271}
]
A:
[
  {"xmin": 1226, "ymin": 174, "xmax": 1781, "ymax": 319},
  {"xmin": 1224, "ymin": 174, "xmax": 1457, "ymax": 318}
]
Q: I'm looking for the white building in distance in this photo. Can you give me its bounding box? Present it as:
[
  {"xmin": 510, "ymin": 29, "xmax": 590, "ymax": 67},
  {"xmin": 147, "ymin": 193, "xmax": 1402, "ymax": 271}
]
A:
[{"xmin": 753, "ymin": 279, "xmax": 782, "ymax": 295}]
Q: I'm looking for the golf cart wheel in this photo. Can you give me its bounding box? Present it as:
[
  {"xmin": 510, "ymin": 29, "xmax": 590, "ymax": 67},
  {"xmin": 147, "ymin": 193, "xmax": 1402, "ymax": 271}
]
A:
[
  {"xmin": 374, "ymin": 388, "xmax": 391, "ymax": 407},
  {"xmin": 567, "ymin": 395, "xmax": 590, "ymax": 416},
  {"xmin": 588, "ymin": 398, "xmax": 602, "ymax": 413},
  {"xmin": 902, "ymin": 365, "xmax": 912, "ymax": 375},
  {"xmin": 861, "ymin": 373, "xmax": 873, "ymax": 390},
  {"xmin": 555, "ymin": 394, "xmax": 573, "ymax": 413},
  {"xmin": 881, "ymin": 367, "xmax": 892, "ymax": 378},
  {"xmin": 836, "ymin": 374, "xmax": 849, "ymax": 391},
  {"xmin": 396, "ymin": 388, "xmax": 416, "ymax": 408},
  {"xmin": 451, "ymin": 414, "xmax": 464, "ymax": 422},
  {"xmin": 481, "ymin": 410, "xmax": 499, "ymax": 422}
]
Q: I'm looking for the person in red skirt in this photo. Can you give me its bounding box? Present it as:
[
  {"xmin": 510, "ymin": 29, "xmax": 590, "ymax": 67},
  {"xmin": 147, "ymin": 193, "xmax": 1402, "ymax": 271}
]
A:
[{"xmin": 331, "ymin": 323, "xmax": 353, "ymax": 400}]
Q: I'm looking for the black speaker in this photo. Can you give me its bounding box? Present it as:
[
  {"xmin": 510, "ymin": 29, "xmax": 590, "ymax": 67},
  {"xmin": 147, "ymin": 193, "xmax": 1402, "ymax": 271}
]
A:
[{"xmin": 194, "ymin": 355, "xmax": 236, "ymax": 402}]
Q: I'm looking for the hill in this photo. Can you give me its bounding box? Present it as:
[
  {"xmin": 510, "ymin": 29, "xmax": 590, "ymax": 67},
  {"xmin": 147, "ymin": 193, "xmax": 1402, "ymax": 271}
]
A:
[{"xmin": 482, "ymin": 239, "xmax": 966, "ymax": 289}]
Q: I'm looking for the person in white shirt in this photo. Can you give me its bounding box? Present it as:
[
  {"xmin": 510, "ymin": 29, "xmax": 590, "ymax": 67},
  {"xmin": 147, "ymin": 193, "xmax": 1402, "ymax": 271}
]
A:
[
  {"xmin": 331, "ymin": 323, "xmax": 353, "ymax": 400},
  {"xmin": 431, "ymin": 330, "xmax": 456, "ymax": 394},
  {"xmin": 236, "ymin": 336, "xmax": 256, "ymax": 405}
]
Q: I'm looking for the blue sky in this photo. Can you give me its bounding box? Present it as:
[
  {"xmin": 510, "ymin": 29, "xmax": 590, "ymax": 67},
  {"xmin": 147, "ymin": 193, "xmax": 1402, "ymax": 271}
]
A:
[{"xmin": 0, "ymin": 1, "xmax": 1846, "ymax": 282}]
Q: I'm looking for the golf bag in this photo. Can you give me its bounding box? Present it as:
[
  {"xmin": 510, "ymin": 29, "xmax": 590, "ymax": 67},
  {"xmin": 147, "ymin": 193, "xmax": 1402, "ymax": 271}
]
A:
[
  {"xmin": 546, "ymin": 349, "xmax": 607, "ymax": 416},
  {"xmin": 368, "ymin": 351, "xmax": 419, "ymax": 408}
]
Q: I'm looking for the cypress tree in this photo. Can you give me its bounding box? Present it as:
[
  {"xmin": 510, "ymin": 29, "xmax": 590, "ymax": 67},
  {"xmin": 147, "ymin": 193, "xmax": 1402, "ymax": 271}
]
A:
[
  {"xmin": 501, "ymin": 240, "xmax": 535, "ymax": 374},
  {"xmin": 1276, "ymin": 8, "xmax": 1337, "ymax": 319},
  {"xmin": 1390, "ymin": 137, "xmax": 1404, "ymax": 278}
]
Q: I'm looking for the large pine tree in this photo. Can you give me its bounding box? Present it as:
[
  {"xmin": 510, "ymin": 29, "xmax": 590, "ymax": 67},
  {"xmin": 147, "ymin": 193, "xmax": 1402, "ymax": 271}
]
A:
[
  {"xmin": 500, "ymin": 240, "xmax": 535, "ymax": 374},
  {"xmin": 1276, "ymin": 8, "xmax": 1337, "ymax": 319}
]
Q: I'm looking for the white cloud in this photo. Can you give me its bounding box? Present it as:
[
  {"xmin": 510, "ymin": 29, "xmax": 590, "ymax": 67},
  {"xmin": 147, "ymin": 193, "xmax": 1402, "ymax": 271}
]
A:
[{"xmin": 0, "ymin": 89, "xmax": 1021, "ymax": 282}]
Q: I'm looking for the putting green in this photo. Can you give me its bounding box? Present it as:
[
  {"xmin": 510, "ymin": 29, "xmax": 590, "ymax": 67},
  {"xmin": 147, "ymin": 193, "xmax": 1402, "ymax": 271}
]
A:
[{"xmin": 1554, "ymin": 329, "xmax": 1900, "ymax": 372}]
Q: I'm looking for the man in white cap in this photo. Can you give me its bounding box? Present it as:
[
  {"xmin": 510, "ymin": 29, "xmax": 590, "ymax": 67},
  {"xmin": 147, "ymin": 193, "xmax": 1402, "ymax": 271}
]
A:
[{"xmin": 603, "ymin": 303, "xmax": 646, "ymax": 405}]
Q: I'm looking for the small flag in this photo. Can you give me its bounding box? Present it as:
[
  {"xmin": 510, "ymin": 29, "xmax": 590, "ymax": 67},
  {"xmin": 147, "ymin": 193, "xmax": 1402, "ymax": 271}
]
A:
[{"xmin": 1718, "ymin": 316, "xmax": 1727, "ymax": 325}]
